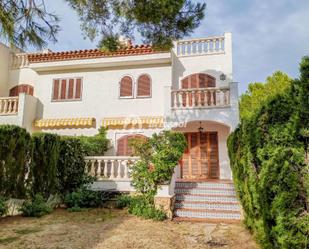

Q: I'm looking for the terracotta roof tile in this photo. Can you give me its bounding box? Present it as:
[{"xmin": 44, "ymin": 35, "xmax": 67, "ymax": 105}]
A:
[{"xmin": 28, "ymin": 45, "xmax": 166, "ymax": 63}]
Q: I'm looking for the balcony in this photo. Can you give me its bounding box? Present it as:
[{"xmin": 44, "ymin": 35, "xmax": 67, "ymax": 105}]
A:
[
  {"xmin": 0, "ymin": 97, "xmax": 19, "ymax": 115},
  {"xmin": 171, "ymin": 87, "xmax": 230, "ymax": 110}
]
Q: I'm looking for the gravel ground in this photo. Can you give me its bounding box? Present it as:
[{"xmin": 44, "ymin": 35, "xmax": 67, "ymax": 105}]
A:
[{"xmin": 0, "ymin": 208, "xmax": 259, "ymax": 249}]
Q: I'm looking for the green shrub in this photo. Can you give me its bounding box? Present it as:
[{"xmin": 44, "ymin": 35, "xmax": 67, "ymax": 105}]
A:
[
  {"xmin": 116, "ymin": 194, "xmax": 132, "ymax": 208},
  {"xmin": 0, "ymin": 125, "xmax": 31, "ymax": 198},
  {"xmin": 57, "ymin": 137, "xmax": 88, "ymax": 195},
  {"xmin": 0, "ymin": 197, "xmax": 8, "ymax": 216},
  {"xmin": 30, "ymin": 133, "xmax": 60, "ymax": 198},
  {"xmin": 78, "ymin": 127, "xmax": 109, "ymax": 156},
  {"xmin": 20, "ymin": 194, "xmax": 52, "ymax": 217},
  {"xmin": 67, "ymin": 206, "xmax": 87, "ymax": 212},
  {"xmin": 228, "ymin": 57, "xmax": 309, "ymax": 249},
  {"xmin": 116, "ymin": 195, "xmax": 166, "ymax": 221},
  {"xmin": 64, "ymin": 188, "xmax": 109, "ymax": 208},
  {"xmin": 130, "ymin": 130, "xmax": 186, "ymax": 198}
]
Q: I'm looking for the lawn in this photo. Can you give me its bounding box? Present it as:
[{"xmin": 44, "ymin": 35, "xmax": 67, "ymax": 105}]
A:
[{"xmin": 0, "ymin": 208, "xmax": 259, "ymax": 249}]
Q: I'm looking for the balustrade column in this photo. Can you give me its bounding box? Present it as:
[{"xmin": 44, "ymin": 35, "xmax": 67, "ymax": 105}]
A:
[
  {"xmin": 117, "ymin": 160, "xmax": 122, "ymax": 178},
  {"xmin": 90, "ymin": 160, "xmax": 96, "ymax": 176},
  {"xmin": 97, "ymin": 160, "xmax": 102, "ymax": 179},
  {"xmin": 123, "ymin": 160, "xmax": 129, "ymax": 179},
  {"xmin": 103, "ymin": 160, "xmax": 108, "ymax": 178},
  {"xmin": 110, "ymin": 160, "xmax": 115, "ymax": 179}
]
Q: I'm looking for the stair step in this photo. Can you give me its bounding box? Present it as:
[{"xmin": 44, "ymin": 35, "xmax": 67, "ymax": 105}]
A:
[
  {"xmin": 175, "ymin": 201, "xmax": 241, "ymax": 211},
  {"xmin": 175, "ymin": 194, "xmax": 239, "ymax": 203},
  {"xmin": 175, "ymin": 187, "xmax": 236, "ymax": 195},
  {"xmin": 175, "ymin": 181, "xmax": 235, "ymax": 190},
  {"xmin": 174, "ymin": 208, "xmax": 241, "ymax": 220}
]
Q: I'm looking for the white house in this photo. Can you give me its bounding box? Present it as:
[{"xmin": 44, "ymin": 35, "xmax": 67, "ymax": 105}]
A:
[{"xmin": 0, "ymin": 33, "xmax": 241, "ymax": 222}]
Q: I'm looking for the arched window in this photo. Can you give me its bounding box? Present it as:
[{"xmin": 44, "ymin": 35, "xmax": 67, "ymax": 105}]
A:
[
  {"xmin": 117, "ymin": 134, "xmax": 147, "ymax": 156},
  {"xmin": 181, "ymin": 73, "xmax": 216, "ymax": 89},
  {"xmin": 9, "ymin": 84, "xmax": 34, "ymax": 97},
  {"xmin": 137, "ymin": 74, "xmax": 151, "ymax": 97},
  {"xmin": 119, "ymin": 76, "xmax": 133, "ymax": 97}
]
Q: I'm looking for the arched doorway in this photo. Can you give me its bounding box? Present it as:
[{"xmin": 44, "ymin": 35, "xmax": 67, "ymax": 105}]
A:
[
  {"xmin": 181, "ymin": 73, "xmax": 216, "ymax": 89},
  {"xmin": 180, "ymin": 73, "xmax": 216, "ymax": 107}
]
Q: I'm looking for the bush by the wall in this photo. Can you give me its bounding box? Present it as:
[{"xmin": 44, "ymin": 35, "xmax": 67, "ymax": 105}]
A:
[
  {"xmin": 116, "ymin": 194, "xmax": 166, "ymax": 221},
  {"xmin": 30, "ymin": 133, "xmax": 60, "ymax": 198},
  {"xmin": 0, "ymin": 197, "xmax": 8, "ymax": 216},
  {"xmin": 129, "ymin": 130, "xmax": 186, "ymax": 198},
  {"xmin": 0, "ymin": 125, "xmax": 31, "ymax": 198},
  {"xmin": 228, "ymin": 57, "xmax": 309, "ymax": 249},
  {"xmin": 20, "ymin": 194, "xmax": 52, "ymax": 217},
  {"xmin": 57, "ymin": 137, "xmax": 88, "ymax": 195},
  {"xmin": 64, "ymin": 188, "xmax": 109, "ymax": 209},
  {"xmin": 78, "ymin": 127, "xmax": 109, "ymax": 156}
]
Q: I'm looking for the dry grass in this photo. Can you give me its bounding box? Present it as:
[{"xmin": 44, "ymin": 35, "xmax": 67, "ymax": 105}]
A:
[{"xmin": 0, "ymin": 208, "xmax": 259, "ymax": 249}]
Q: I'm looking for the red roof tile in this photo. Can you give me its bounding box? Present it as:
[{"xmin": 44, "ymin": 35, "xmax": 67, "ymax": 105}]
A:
[{"xmin": 28, "ymin": 45, "xmax": 167, "ymax": 63}]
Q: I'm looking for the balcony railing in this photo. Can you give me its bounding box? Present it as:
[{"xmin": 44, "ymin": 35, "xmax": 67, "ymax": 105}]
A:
[
  {"xmin": 176, "ymin": 35, "xmax": 225, "ymax": 57},
  {"xmin": 85, "ymin": 156, "xmax": 139, "ymax": 180},
  {"xmin": 0, "ymin": 97, "xmax": 19, "ymax": 115},
  {"xmin": 11, "ymin": 53, "xmax": 29, "ymax": 69},
  {"xmin": 171, "ymin": 87, "xmax": 230, "ymax": 109}
]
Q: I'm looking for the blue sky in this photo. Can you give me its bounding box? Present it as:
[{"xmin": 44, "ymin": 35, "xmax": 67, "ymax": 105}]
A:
[{"xmin": 43, "ymin": 0, "xmax": 309, "ymax": 94}]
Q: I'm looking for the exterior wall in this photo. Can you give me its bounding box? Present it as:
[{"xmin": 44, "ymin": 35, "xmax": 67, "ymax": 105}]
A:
[
  {"xmin": 171, "ymin": 33, "xmax": 232, "ymax": 90},
  {"xmin": 8, "ymin": 68, "xmax": 37, "ymax": 92},
  {"xmin": 34, "ymin": 63, "xmax": 171, "ymax": 136},
  {"xmin": 0, "ymin": 43, "xmax": 10, "ymax": 96}
]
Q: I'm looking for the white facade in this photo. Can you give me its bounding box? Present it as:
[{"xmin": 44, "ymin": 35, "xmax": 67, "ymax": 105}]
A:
[{"xmin": 0, "ymin": 33, "xmax": 239, "ymax": 184}]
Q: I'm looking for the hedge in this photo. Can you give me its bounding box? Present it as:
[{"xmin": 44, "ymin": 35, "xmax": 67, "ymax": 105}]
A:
[
  {"xmin": 228, "ymin": 57, "xmax": 309, "ymax": 248},
  {"xmin": 0, "ymin": 125, "xmax": 31, "ymax": 198},
  {"xmin": 0, "ymin": 128, "xmax": 96, "ymax": 199}
]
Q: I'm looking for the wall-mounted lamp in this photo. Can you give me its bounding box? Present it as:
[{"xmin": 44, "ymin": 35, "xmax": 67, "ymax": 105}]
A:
[
  {"xmin": 220, "ymin": 73, "xmax": 226, "ymax": 81},
  {"xmin": 198, "ymin": 121, "xmax": 203, "ymax": 133}
]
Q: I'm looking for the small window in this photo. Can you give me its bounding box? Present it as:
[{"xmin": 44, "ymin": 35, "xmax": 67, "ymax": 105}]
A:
[
  {"xmin": 119, "ymin": 76, "xmax": 133, "ymax": 98},
  {"xmin": 52, "ymin": 78, "xmax": 82, "ymax": 101},
  {"xmin": 137, "ymin": 74, "xmax": 151, "ymax": 97}
]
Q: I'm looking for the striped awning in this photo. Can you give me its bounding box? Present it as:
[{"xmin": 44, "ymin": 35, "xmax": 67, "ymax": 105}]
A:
[
  {"xmin": 34, "ymin": 117, "xmax": 96, "ymax": 128},
  {"xmin": 102, "ymin": 116, "xmax": 164, "ymax": 129}
]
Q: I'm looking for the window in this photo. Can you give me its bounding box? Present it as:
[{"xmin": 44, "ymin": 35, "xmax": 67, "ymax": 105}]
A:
[
  {"xmin": 117, "ymin": 134, "xmax": 147, "ymax": 156},
  {"xmin": 181, "ymin": 73, "xmax": 216, "ymax": 89},
  {"xmin": 52, "ymin": 78, "xmax": 82, "ymax": 101},
  {"xmin": 119, "ymin": 76, "xmax": 133, "ymax": 98},
  {"xmin": 137, "ymin": 74, "xmax": 151, "ymax": 97},
  {"xmin": 9, "ymin": 84, "xmax": 34, "ymax": 96}
]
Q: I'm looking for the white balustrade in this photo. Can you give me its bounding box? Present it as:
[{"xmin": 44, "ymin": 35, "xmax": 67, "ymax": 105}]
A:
[
  {"xmin": 0, "ymin": 97, "xmax": 19, "ymax": 115},
  {"xmin": 171, "ymin": 88, "xmax": 230, "ymax": 109},
  {"xmin": 11, "ymin": 53, "xmax": 29, "ymax": 69},
  {"xmin": 176, "ymin": 36, "xmax": 225, "ymax": 56},
  {"xmin": 84, "ymin": 156, "xmax": 139, "ymax": 180}
]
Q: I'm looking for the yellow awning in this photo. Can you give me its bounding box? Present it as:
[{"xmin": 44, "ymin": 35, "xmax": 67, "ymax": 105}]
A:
[
  {"xmin": 102, "ymin": 116, "xmax": 164, "ymax": 129},
  {"xmin": 34, "ymin": 117, "xmax": 96, "ymax": 128}
]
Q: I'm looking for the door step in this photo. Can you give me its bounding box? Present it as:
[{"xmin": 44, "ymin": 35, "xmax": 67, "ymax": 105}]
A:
[{"xmin": 174, "ymin": 180, "xmax": 242, "ymax": 222}]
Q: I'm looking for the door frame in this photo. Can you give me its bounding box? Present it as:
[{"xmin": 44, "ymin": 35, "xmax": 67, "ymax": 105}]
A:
[{"xmin": 180, "ymin": 131, "xmax": 220, "ymax": 180}]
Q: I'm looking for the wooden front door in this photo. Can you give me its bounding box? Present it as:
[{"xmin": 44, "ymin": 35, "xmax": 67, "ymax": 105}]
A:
[{"xmin": 181, "ymin": 132, "xmax": 219, "ymax": 179}]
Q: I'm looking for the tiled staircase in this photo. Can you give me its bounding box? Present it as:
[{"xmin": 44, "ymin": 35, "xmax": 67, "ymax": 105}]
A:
[{"xmin": 173, "ymin": 180, "xmax": 242, "ymax": 223}]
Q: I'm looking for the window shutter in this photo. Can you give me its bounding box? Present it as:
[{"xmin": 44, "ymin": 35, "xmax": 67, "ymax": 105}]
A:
[
  {"xmin": 60, "ymin": 79, "xmax": 67, "ymax": 99},
  {"xmin": 68, "ymin": 79, "xmax": 74, "ymax": 99},
  {"xmin": 190, "ymin": 74, "xmax": 198, "ymax": 88},
  {"xmin": 117, "ymin": 135, "xmax": 146, "ymax": 156},
  {"xmin": 137, "ymin": 74, "xmax": 151, "ymax": 97},
  {"xmin": 209, "ymin": 132, "xmax": 219, "ymax": 178},
  {"xmin": 75, "ymin": 78, "xmax": 82, "ymax": 99},
  {"xmin": 120, "ymin": 76, "xmax": 133, "ymax": 97},
  {"xmin": 52, "ymin": 80, "xmax": 60, "ymax": 100},
  {"xmin": 182, "ymin": 78, "xmax": 189, "ymax": 89}
]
